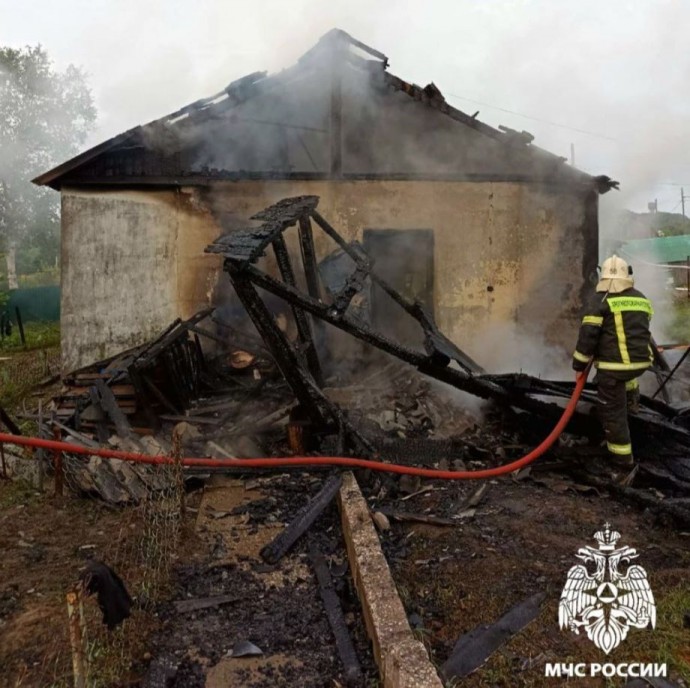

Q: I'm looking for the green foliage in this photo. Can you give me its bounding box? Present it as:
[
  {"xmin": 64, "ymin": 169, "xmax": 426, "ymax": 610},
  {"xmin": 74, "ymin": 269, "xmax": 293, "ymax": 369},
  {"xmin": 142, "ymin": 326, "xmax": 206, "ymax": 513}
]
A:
[
  {"xmin": 619, "ymin": 210, "xmax": 690, "ymax": 240},
  {"xmin": 0, "ymin": 325, "xmax": 60, "ymax": 412},
  {"xmin": 0, "ymin": 45, "xmax": 96, "ymax": 269},
  {"xmin": 666, "ymin": 300, "xmax": 690, "ymax": 344},
  {"xmin": 652, "ymin": 212, "xmax": 690, "ymax": 237},
  {"xmin": 0, "ymin": 320, "xmax": 60, "ymax": 352},
  {"xmin": 18, "ymin": 267, "xmax": 60, "ymax": 287}
]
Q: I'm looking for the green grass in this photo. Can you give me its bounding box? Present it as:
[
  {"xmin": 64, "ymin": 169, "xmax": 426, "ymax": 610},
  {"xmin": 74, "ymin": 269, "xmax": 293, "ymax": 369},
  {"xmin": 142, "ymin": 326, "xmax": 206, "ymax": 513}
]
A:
[
  {"xmin": 0, "ymin": 321, "xmax": 60, "ymax": 352},
  {"xmin": 616, "ymin": 583, "xmax": 690, "ymax": 683},
  {"xmin": 0, "ymin": 324, "xmax": 60, "ymax": 412},
  {"xmin": 0, "ymin": 478, "xmax": 42, "ymax": 509}
]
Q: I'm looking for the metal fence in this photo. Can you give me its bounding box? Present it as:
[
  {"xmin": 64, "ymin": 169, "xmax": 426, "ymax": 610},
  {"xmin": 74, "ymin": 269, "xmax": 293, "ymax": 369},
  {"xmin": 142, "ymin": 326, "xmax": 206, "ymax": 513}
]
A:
[{"xmin": 6, "ymin": 285, "xmax": 60, "ymax": 322}]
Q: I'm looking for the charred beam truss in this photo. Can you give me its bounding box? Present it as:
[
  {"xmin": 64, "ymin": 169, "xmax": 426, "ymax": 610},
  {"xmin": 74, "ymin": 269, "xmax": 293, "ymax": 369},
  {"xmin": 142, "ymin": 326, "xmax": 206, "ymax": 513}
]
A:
[{"xmin": 207, "ymin": 195, "xmax": 690, "ymax": 456}]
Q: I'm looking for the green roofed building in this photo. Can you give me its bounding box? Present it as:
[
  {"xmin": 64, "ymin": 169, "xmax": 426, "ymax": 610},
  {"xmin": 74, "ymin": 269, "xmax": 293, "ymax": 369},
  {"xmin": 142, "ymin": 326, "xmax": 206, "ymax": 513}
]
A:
[{"xmin": 620, "ymin": 235, "xmax": 690, "ymax": 266}]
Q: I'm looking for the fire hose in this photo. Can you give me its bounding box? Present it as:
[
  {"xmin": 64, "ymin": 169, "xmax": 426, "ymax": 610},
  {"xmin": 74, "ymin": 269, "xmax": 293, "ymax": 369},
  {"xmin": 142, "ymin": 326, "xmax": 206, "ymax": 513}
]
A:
[{"xmin": 0, "ymin": 365, "xmax": 590, "ymax": 481}]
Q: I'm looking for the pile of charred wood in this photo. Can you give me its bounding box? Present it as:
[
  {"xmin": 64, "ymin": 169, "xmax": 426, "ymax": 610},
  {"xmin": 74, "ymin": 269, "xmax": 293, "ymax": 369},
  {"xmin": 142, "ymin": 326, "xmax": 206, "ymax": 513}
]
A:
[{"xmin": 37, "ymin": 195, "xmax": 690, "ymax": 523}]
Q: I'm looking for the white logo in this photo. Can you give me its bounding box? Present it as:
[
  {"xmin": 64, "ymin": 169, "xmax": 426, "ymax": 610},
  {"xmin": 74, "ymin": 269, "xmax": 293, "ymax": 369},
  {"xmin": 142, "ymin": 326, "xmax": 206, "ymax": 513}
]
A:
[{"xmin": 559, "ymin": 523, "xmax": 656, "ymax": 654}]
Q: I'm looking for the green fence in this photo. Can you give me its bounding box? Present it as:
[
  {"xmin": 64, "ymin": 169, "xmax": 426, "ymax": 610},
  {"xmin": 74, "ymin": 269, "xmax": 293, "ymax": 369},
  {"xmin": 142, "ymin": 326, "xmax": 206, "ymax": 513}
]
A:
[{"xmin": 6, "ymin": 285, "xmax": 60, "ymax": 322}]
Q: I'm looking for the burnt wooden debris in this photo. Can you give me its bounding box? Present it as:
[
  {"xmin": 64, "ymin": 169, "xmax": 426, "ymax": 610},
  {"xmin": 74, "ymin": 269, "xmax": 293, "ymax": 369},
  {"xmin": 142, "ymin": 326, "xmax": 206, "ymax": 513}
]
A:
[
  {"xmin": 205, "ymin": 194, "xmax": 690, "ymax": 464},
  {"xmin": 0, "ymin": 402, "xmax": 22, "ymax": 436},
  {"xmin": 309, "ymin": 546, "xmax": 363, "ymax": 686},
  {"xmin": 440, "ymin": 591, "xmax": 546, "ymax": 681},
  {"xmin": 55, "ymin": 310, "xmax": 213, "ymax": 434},
  {"xmin": 44, "ymin": 309, "xmax": 285, "ymax": 502},
  {"xmin": 173, "ymin": 594, "xmax": 239, "ymax": 614},
  {"xmin": 260, "ymin": 474, "xmax": 343, "ymax": 564}
]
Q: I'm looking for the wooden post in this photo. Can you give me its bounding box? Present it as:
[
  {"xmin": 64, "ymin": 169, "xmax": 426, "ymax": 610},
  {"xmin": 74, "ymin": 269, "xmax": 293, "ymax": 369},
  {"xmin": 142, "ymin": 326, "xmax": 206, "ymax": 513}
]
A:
[
  {"xmin": 272, "ymin": 233, "xmax": 324, "ymax": 386},
  {"xmin": 686, "ymin": 256, "xmax": 689, "ymax": 299},
  {"xmin": 0, "ymin": 443, "xmax": 6, "ymax": 480},
  {"xmin": 172, "ymin": 429, "xmax": 186, "ymax": 520},
  {"xmin": 53, "ymin": 425, "xmax": 63, "ymax": 497},
  {"xmin": 37, "ymin": 400, "xmax": 44, "ymax": 491},
  {"xmin": 14, "ymin": 307, "xmax": 25, "ymax": 349},
  {"xmin": 66, "ymin": 588, "xmax": 87, "ymax": 688},
  {"xmin": 287, "ymin": 421, "xmax": 305, "ymax": 454}
]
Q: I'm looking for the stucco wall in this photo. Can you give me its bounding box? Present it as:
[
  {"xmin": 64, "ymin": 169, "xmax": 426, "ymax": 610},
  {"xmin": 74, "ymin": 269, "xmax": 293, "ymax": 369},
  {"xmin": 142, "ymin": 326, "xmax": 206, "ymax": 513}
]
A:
[
  {"xmin": 60, "ymin": 180, "xmax": 596, "ymax": 374},
  {"xmin": 199, "ymin": 180, "xmax": 597, "ymax": 373},
  {"xmin": 60, "ymin": 187, "xmax": 222, "ymax": 371}
]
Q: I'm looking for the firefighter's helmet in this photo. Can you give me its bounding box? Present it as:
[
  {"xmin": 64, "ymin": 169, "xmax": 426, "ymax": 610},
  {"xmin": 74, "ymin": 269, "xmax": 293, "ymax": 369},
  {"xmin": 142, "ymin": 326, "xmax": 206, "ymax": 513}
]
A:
[{"xmin": 596, "ymin": 254, "xmax": 634, "ymax": 293}]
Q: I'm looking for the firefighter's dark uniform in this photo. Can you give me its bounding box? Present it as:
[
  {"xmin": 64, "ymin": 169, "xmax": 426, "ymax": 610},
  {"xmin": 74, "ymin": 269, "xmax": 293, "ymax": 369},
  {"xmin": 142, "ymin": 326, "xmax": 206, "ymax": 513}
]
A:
[{"xmin": 572, "ymin": 287, "xmax": 653, "ymax": 463}]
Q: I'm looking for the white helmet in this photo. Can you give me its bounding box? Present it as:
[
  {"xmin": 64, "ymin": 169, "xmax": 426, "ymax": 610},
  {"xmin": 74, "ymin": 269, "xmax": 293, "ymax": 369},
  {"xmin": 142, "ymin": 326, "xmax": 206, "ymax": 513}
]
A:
[{"xmin": 596, "ymin": 254, "xmax": 634, "ymax": 293}]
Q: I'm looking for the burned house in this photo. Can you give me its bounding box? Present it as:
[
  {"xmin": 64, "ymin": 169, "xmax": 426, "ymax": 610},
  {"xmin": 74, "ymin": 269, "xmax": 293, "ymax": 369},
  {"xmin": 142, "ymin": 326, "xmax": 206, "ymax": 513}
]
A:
[{"xmin": 34, "ymin": 29, "xmax": 615, "ymax": 372}]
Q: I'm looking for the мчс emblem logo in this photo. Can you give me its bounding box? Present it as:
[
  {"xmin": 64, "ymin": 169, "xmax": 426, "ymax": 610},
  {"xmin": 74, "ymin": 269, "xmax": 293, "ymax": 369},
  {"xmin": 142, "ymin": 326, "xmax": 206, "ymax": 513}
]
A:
[{"xmin": 558, "ymin": 523, "xmax": 656, "ymax": 654}]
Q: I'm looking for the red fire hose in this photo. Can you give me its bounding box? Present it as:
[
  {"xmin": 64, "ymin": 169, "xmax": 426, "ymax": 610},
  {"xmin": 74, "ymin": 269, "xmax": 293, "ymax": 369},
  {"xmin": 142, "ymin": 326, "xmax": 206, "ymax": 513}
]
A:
[{"xmin": 0, "ymin": 368, "xmax": 590, "ymax": 481}]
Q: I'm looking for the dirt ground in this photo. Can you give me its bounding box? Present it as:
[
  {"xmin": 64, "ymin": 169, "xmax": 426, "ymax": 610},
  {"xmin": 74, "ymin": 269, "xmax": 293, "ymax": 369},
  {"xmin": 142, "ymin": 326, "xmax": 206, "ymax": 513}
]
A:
[
  {"xmin": 0, "ymin": 479, "xmax": 159, "ymax": 688},
  {"xmin": 145, "ymin": 473, "xmax": 377, "ymax": 687},
  {"xmin": 375, "ymin": 475, "xmax": 690, "ymax": 687},
  {"xmin": 0, "ymin": 471, "xmax": 378, "ymax": 688},
  {"xmin": 1, "ymin": 464, "xmax": 689, "ymax": 687},
  {"xmin": 1, "ymin": 345, "xmax": 689, "ymax": 687}
]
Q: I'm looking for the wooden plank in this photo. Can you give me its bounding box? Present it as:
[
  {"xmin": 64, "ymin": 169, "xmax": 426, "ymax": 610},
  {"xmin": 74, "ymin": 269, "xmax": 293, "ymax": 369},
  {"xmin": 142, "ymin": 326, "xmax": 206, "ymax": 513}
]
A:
[
  {"xmin": 128, "ymin": 367, "xmax": 161, "ymax": 431},
  {"xmin": 60, "ymin": 385, "xmax": 135, "ymax": 397},
  {"xmin": 338, "ymin": 472, "xmax": 443, "ymax": 688},
  {"xmin": 186, "ymin": 399, "xmax": 239, "ymax": 416},
  {"xmin": 310, "ymin": 546, "xmax": 362, "ymax": 685},
  {"xmin": 73, "ymin": 373, "xmax": 115, "ymax": 381},
  {"xmin": 440, "ymin": 592, "xmax": 546, "ymax": 681},
  {"xmin": 159, "ymin": 414, "xmax": 223, "ymax": 426},
  {"xmin": 173, "ymin": 594, "xmax": 239, "ymax": 614},
  {"xmin": 0, "ymin": 403, "xmax": 21, "ymax": 435},
  {"xmin": 298, "ymin": 217, "xmax": 321, "ymax": 301},
  {"xmin": 95, "ymin": 379, "xmax": 135, "ymax": 438},
  {"xmin": 272, "ymin": 233, "xmax": 323, "ymax": 386},
  {"xmin": 260, "ymin": 475, "xmax": 342, "ymax": 564},
  {"xmin": 46, "ymin": 419, "xmax": 100, "ymax": 448},
  {"xmin": 378, "ymin": 509, "xmax": 459, "ymax": 527},
  {"xmin": 56, "ymin": 399, "xmax": 136, "ymax": 411},
  {"xmin": 88, "ymin": 386, "xmax": 110, "ymax": 444}
]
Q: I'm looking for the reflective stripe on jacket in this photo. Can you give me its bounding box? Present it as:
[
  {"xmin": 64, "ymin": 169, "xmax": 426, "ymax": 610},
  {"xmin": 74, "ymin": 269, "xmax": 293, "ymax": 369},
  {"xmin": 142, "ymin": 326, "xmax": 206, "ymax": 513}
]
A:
[{"xmin": 572, "ymin": 287, "xmax": 653, "ymax": 372}]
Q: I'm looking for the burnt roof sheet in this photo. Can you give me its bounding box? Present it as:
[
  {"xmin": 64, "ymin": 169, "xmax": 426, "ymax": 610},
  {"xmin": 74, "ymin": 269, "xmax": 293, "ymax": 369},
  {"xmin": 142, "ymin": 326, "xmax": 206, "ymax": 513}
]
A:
[{"xmin": 33, "ymin": 29, "xmax": 609, "ymax": 191}]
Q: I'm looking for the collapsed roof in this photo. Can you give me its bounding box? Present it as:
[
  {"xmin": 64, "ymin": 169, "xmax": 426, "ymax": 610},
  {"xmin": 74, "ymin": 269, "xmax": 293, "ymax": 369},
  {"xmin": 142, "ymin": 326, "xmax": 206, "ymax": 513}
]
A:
[{"xmin": 34, "ymin": 29, "xmax": 617, "ymax": 192}]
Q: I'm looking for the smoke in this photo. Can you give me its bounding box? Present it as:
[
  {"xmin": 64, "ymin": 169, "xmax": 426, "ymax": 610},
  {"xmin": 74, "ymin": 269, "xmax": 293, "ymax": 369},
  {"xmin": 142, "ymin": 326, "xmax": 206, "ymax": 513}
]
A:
[
  {"xmin": 467, "ymin": 322, "xmax": 571, "ymax": 379},
  {"xmin": 9, "ymin": 0, "xmax": 689, "ymax": 365},
  {"xmin": 7, "ymin": 0, "xmax": 689, "ymax": 193}
]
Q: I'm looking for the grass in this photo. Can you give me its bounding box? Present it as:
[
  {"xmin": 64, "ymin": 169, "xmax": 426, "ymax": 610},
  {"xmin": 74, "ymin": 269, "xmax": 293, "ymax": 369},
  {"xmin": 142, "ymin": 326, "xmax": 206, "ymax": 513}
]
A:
[
  {"xmin": 620, "ymin": 583, "xmax": 690, "ymax": 683},
  {"xmin": 0, "ymin": 322, "xmax": 61, "ymax": 413},
  {"xmin": 0, "ymin": 321, "xmax": 60, "ymax": 353},
  {"xmin": 0, "ymin": 478, "xmax": 42, "ymax": 509}
]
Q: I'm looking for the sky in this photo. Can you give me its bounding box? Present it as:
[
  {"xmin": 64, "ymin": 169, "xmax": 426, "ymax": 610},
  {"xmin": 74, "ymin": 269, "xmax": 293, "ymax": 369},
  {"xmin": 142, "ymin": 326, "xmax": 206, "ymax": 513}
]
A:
[{"xmin": 2, "ymin": 0, "xmax": 689, "ymax": 213}]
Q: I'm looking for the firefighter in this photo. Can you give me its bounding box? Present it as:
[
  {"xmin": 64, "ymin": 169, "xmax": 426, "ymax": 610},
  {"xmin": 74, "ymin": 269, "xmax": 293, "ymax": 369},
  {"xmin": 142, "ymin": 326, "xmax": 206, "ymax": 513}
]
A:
[{"xmin": 572, "ymin": 255, "xmax": 653, "ymax": 468}]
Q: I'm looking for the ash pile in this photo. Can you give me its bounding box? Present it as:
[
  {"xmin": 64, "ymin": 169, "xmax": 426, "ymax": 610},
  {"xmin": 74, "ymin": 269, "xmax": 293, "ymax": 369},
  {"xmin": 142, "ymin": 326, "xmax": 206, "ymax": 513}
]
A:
[{"xmin": 41, "ymin": 195, "xmax": 690, "ymax": 524}]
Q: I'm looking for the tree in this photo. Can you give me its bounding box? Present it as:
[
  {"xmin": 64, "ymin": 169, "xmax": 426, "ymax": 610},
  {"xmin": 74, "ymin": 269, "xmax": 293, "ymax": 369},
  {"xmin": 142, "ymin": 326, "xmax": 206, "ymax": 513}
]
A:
[{"xmin": 0, "ymin": 45, "xmax": 96, "ymax": 288}]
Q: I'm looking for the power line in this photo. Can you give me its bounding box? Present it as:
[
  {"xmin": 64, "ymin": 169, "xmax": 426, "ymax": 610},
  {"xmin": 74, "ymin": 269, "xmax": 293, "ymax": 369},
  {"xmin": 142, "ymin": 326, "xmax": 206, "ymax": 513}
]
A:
[
  {"xmin": 442, "ymin": 93, "xmax": 690, "ymax": 194},
  {"xmin": 445, "ymin": 92, "xmax": 617, "ymax": 142}
]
